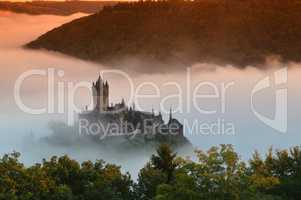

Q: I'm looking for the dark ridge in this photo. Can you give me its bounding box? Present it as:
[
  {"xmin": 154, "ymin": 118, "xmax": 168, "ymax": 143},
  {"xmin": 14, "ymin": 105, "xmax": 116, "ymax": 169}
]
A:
[
  {"xmin": 26, "ymin": 0, "xmax": 301, "ymax": 70},
  {"xmin": 0, "ymin": 1, "xmax": 116, "ymax": 16}
]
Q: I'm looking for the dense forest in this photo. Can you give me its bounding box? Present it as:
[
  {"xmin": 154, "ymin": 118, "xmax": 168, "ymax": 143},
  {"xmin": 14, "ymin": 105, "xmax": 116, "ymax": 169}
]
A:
[
  {"xmin": 27, "ymin": 0, "xmax": 301, "ymax": 70},
  {"xmin": 0, "ymin": 1, "xmax": 115, "ymax": 16},
  {"xmin": 1, "ymin": 144, "xmax": 301, "ymax": 200}
]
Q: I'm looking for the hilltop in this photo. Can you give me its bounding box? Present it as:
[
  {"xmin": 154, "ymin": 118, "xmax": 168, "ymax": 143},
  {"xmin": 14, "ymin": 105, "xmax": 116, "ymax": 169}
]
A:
[
  {"xmin": 0, "ymin": 1, "xmax": 115, "ymax": 16},
  {"xmin": 27, "ymin": 0, "xmax": 301, "ymax": 69}
]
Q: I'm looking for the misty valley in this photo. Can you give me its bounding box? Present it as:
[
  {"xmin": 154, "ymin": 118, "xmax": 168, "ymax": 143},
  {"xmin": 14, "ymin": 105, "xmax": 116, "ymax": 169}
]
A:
[{"xmin": 0, "ymin": 1, "xmax": 301, "ymax": 199}]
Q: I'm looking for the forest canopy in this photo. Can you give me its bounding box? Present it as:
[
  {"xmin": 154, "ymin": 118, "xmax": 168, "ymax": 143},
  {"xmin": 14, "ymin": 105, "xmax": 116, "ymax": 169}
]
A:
[{"xmin": 1, "ymin": 144, "xmax": 301, "ymax": 200}]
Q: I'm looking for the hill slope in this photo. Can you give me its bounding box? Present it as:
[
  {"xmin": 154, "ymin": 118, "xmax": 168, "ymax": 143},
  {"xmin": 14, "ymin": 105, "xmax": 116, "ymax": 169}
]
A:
[
  {"xmin": 27, "ymin": 0, "xmax": 301, "ymax": 69},
  {"xmin": 0, "ymin": 1, "xmax": 115, "ymax": 16}
]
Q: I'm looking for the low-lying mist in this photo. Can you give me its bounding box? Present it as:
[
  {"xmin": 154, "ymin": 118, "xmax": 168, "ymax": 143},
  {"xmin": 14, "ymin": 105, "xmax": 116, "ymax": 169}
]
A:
[{"xmin": 1, "ymin": 11, "xmax": 301, "ymax": 179}]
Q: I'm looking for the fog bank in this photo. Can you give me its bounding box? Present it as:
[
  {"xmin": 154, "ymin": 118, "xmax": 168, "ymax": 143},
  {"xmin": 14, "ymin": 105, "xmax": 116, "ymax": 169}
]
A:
[{"xmin": 0, "ymin": 11, "xmax": 301, "ymax": 178}]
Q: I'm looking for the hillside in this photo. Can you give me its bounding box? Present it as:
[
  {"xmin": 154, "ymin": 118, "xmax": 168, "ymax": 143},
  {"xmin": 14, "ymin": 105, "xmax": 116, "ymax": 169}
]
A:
[
  {"xmin": 0, "ymin": 1, "xmax": 115, "ymax": 16},
  {"xmin": 43, "ymin": 120, "xmax": 192, "ymax": 154},
  {"xmin": 26, "ymin": 0, "xmax": 301, "ymax": 69}
]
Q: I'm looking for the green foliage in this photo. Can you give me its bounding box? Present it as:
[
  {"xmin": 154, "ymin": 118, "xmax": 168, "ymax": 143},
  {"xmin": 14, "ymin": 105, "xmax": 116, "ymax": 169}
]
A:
[
  {"xmin": 150, "ymin": 144, "xmax": 177, "ymax": 183},
  {"xmin": 136, "ymin": 164, "xmax": 167, "ymax": 200},
  {"xmin": 0, "ymin": 145, "xmax": 300, "ymax": 199},
  {"xmin": 138, "ymin": 144, "xmax": 301, "ymax": 200},
  {"xmin": 0, "ymin": 153, "xmax": 134, "ymax": 200}
]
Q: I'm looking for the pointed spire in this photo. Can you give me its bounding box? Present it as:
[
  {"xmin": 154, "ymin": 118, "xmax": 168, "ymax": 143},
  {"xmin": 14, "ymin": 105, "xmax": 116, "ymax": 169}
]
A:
[
  {"xmin": 158, "ymin": 111, "xmax": 162, "ymax": 120},
  {"xmin": 95, "ymin": 74, "xmax": 102, "ymax": 88},
  {"xmin": 169, "ymin": 106, "xmax": 172, "ymax": 122},
  {"xmin": 97, "ymin": 73, "xmax": 103, "ymax": 87},
  {"xmin": 152, "ymin": 107, "xmax": 154, "ymax": 116}
]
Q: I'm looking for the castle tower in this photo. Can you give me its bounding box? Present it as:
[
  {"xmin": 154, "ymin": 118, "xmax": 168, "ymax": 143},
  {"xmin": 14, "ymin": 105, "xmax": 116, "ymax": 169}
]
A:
[
  {"xmin": 92, "ymin": 75, "xmax": 109, "ymax": 112},
  {"xmin": 169, "ymin": 107, "xmax": 173, "ymax": 122},
  {"xmin": 103, "ymin": 81, "xmax": 109, "ymax": 109}
]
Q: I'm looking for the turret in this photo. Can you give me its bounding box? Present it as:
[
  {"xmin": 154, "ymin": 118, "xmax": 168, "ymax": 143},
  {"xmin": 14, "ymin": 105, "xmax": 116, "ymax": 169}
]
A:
[
  {"xmin": 169, "ymin": 107, "xmax": 173, "ymax": 122},
  {"xmin": 92, "ymin": 75, "xmax": 110, "ymax": 112},
  {"xmin": 158, "ymin": 111, "xmax": 162, "ymax": 119}
]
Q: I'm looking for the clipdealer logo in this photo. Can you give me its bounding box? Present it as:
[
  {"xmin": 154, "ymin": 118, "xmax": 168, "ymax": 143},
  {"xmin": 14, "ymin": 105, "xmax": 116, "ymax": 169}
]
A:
[
  {"xmin": 251, "ymin": 68, "xmax": 287, "ymax": 133},
  {"xmin": 13, "ymin": 67, "xmax": 288, "ymax": 135}
]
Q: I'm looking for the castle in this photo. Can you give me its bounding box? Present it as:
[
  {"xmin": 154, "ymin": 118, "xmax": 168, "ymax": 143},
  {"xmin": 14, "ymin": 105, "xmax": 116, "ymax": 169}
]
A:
[
  {"xmin": 79, "ymin": 76, "xmax": 183, "ymax": 138},
  {"xmin": 92, "ymin": 76, "xmax": 109, "ymax": 111},
  {"xmin": 91, "ymin": 75, "xmax": 126, "ymax": 112}
]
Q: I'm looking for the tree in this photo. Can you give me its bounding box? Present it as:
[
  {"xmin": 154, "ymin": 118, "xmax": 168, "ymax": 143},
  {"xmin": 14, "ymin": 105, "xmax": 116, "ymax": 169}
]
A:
[
  {"xmin": 155, "ymin": 172, "xmax": 201, "ymax": 200},
  {"xmin": 1, "ymin": 145, "xmax": 301, "ymax": 200},
  {"xmin": 136, "ymin": 144, "xmax": 178, "ymax": 200},
  {"xmin": 250, "ymin": 147, "xmax": 301, "ymax": 200},
  {"xmin": 189, "ymin": 145, "xmax": 250, "ymax": 200},
  {"xmin": 136, "ymin": 163, "xmax": 167, "ymax": 200},
  {"xmin": 150, "ymin": 144, "xmax": 177, "ymax": 183}
]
